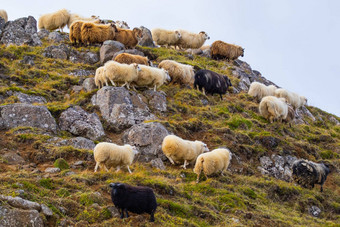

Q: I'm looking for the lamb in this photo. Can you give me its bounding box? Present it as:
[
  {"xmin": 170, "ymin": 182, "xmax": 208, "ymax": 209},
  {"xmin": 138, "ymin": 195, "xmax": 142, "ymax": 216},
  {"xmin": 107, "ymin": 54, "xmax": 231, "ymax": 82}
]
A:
[
  {"xmin": 248, "ymin": 82, "xmax": 277, "ymax": 101},
  {"xmin": 109, "ymin": 183, "xmax": 157, "ymax": 222},
  {"xmin": 194, "ymin": 69, "xmax": 232, "ymax": 99},
  {"xmin": 69, "ymin": 19, "xmax": 102, "ymax": 45},
  {"xmin": 292, "ymin": 159, "xmax": 330, "ymax": 192},
  {"xmin": 114, "ymin": 53, "xmax": 150, "ymax": 66},
  {"xmin": 115, "ymin": 20, "xmax": 130, "ymax": 29},
  {"xmin": 94, "ymin": 66, "xmax": 107, "ymax": 88},
  {"xmin": 81, "ymin": 22, "xmax": 117, "ymax": 45},
  {"xmin": 176, "ymin": 30, "xmax": 210, "ymax": 49},
  {"xmin": 158, "ymin": 60, "xmax": 195, "ymax": 85},
  {"xmin": 38, "ymin": 9, "xmax": 70, "ymax": 32},
  {"xmin": 133, "ymin": 65, "xmax": 171, "ymax": 91},
  {"xmin": 151, "ymin": 28, "xmax": 181, "ymax": 47},
  {"xmin": 161, "ymin": 135, "xmax": 209, "ymax": 169},
  {"xmin": 274, "ymin": 88, "xmax": 307, "ymax": 110},
  {"xmin": 194, "ymin": 148, "xmax": 232, "ymax": 183},
  {"xmin": 0, "ymin": 10, "xmax": 8, "ymax": 22},
  {"xmin": 67, "ymin": 14, "xmax": 99, "ymax": 28},
  {"xmin": 93, "ymin": 142, "xmax": 139, "ymax": 173},
  {"xmin": 114, "ymin": 27, "xmax": 143, "ymax": 49},
  {"xmin": 104, "ymin": 61, "xmax": 140, "ymax": 89},
  {"xmin": 259, "ymin": 96, "xmax": 288, "ymax": 123},
  {"xmin": 210, "ymin": 40, "xmax": 244, "ymax": 61}
]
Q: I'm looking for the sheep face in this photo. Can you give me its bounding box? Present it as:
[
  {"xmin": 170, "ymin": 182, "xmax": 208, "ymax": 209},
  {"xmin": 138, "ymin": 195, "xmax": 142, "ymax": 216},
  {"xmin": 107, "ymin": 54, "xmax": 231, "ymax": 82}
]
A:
[
  {"xmin": 131, "ymin": 146, "xmax": 139, "ymax": 155},
  {"xmin": 109, "ymin": 182, "xmax": 125, "ymax": 196},
  {"xmin": 203, "ymin": 143, "xmax": 209, "ymax": 153},
  {"xmin": 241, "ymin": 48, "xmax": 245, "ymax": 57},
  {"xmin": 223, "ymin": 76, "xmax": 232, "ymax": 87},
  {"xmin": 175, "ymin": 31, "xmax": 182, "ymax": 39},
  {"xmin": 200, "ymin": 31, "xmax": 210, "ymax": 40},
  {"xmin": 301, "ymin": 96, "xmax": 308, "ymax": 106},
  {"xmin": 133, "ymin": 28, "xmax": 143, "ymax": 40},
  {"xmin": 132, "ymin": 64, "xmax": 141, "ymax": 73},
  {"xmin": 165, "ymin": 71, "xmax": 171, "ymax": 83}
]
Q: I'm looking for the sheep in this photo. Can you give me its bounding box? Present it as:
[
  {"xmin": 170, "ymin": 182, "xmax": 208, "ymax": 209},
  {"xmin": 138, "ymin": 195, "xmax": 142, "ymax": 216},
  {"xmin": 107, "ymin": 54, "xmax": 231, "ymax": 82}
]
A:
[
  {"xmin": 93, "ymin": 142, "xmax": 139, "ymax": 173},
  {"xmin": 210, "ymin": 40, "xmax": 244, "ymax": 61},
  {"xmin": 259, "ymin": 96, "xmax": 288, "ymax": 123},
  {"xmin": 38, "ymin": 9, "xmax": 70, "ymax": 32},
  {"xmin": 114, "ymin": 27, "xmax": 143, "ymax": 49},
  {"xmin": 292, "ymin": 159, "xmax": 330, "ymax": 192},
  {"xmin": 158, "ymin": 60, "xmax": 195, "ymax": 86},
  {"xmin": 104, "ymin": 61, "xmax": 140, "ymax": 89},
  {"xmin": 248, "ymin": 82, "xmax": 277, "ymax": 101},
  {"xmin": 194, "ymin": 69, "xmax": 232, "ymax": 100},
  {"xmin": 274, "ymin": 88, "xmax": 307, "ymax": 110},
  {"xmin": 176, "ymin": 30, "xmax": 210, "ymax": 49},
  {"xmin": 115, "ymin": 20, "xmax": 130, "ymax": 29},
  {"xmin": 194, "ymin": 148, "xmax": 232, "ymax": 183},
  {"xmin": 114, "ymin": 53, "xmax": 150, "ymax": 66},
  {"xmin": 161, "ymin": 135, "xmax": 209, "ymax": 169},
  {"xmin": 69, "ymin": 19, "xmax": 102, "ymax": 45},
  {"xmin": 133, "ymin": 65, "xmax": 171, "ymax": 91},
  {"xmin": 151, "ymin": 28, "xmax": 181, "ymax": 47},
  {"xmin": 94, "ymin": 66, "xmax": 107, "ymax": 88},
  {"xmin": 67, "ymin": 14, "xmax": 99, "ymax": 28},
  {"xmin": 109, "ymin": 183, "xmax": 157, "ymax": 222},
  {"xmin": 81, "ymin": 22, "xmax": 117, "ymax": 45},
  {"xmin": 283, "ymin": 104, "xmax": 295, "ymax": 126},
  {"xmin": 0, "ymin": 10, "xmax": 8, "ymax": 22}
]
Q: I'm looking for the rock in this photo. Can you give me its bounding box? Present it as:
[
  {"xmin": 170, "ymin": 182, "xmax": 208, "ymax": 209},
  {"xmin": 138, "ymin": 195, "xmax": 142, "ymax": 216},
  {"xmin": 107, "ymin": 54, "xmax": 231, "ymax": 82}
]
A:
[
  {"xmin": 69, "ymin": 69, "xmax": 95, "ymax": 77},
  {"xmin": 59, "ymin": 106, "xmax": 105, "ymax": 140},
  {"xmin": 329, "ymin": 116, "xmax": 340, "ymax": 125},
  {"xmin": 138, "ymin": 26, "xmax": 155, "ymax": 47},
  {"xmin": 56, "ymin": 137, "xmax": 95, "ymax": 150},
  {"xmin": 259, "ymin": 156, "xmax": 273, "ymax": 169},
  {"xmin": 20, "ymin": 55, "xmax": 35, "ymax": 66},
  {"xmin": 0, "ymin": 206, "xmax": 44, "ymax": 227},
  {"xmin": 0, "ymin": 103, "xmax": 58, "ymax": 133},
  {"xmin": 1, "ymin": 16, "xmax": 42, "ymax": 46},
  {"xmin": 257, "ymin": 136, "xmax": 280, "ymax": 149},
  {"xmin": 41, "ymin": 204, "xmax": 53, "ymax": 216},
  {"xmin": 0, "ymin": 195, "xmax": 41, "ymax": 211},
  {"xmin": 100, "ymin": 40, "xmax": 125, "ymax": 64},
  {"xmin": 296, "ymin": 106, "xmax": 315, "ymax": 122},
  {"xmin": 43, "ymin": 44, "xmax": 70, "ymax": 60},
  {"xmin": 82, "ymin": 78, "xmax": 97, "ymax": 92},
  {"xmin": 0, "ymin": 17, "xmax": 6, "ymax": 34},
  {"xmin": 2, "ymin": 152, "xmax": 25, "ymax": 164},
  {"xmin": 83, "ymin": 51, "xmax": 99, "ymax": 64},
  {"xmin": 45, "ymin": 167, "xmax": 60, "ymax": 173},
  {"xmin": 106, "ymin": 206, "xmax": 120, "ymax": 218},
  {"xmin": 112, "ymin": 49, "xmax": 145, "ymax": 60},
  {"xmin": 72, "ymin": 85, "xmax": 83, "ymax": 93},
  {"xmin": 308, "ymin": 206, "xmax": 321, "ymax": 217},
  {"xmin": 150, "ymin": 158, "xmax": 166, "ymax": 170},
  {"xmin": 37, "ymin": 29, "xmax": 49, "ymax": 39},
  {"xmin": 93, "ymin": 87, "xmax": 155, "ymax": 132},
  {"xmin": 123, "ymin": 122, "xmax": 170, "ymax": 162},
  {"xmin": 48, "ymin": 31, "xmax": 64, "ymax": 42},
  {"xmin": 143, "ymin": 90, "xmax": 167, "ymax": 112},
  {"xmin": 11, "ymin": 91, "xmax": 46, "ymax": 104},
  {"xmin": 259, "ymin": 155, "xmax": 297, "ymax": 181}
]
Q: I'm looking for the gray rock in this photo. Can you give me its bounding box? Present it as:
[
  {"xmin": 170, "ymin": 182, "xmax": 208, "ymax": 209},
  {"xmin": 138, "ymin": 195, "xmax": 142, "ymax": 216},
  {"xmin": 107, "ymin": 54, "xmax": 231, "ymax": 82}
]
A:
[
  {"xmin": 93, "ymin": 87, "xmax": 155, "ymax": 132},
  {"xmin": 69, "ymin": 69, "xmax": 95, "ymax": 77},
  {"xmin": 11, "ymin": 92, "xmax": 46, "ymax": 104},
  {"xmin": 143, "ymin": 90, "xmax": 167, "ymax": 112},
  {"xmin": 0, "ymin": 206, "xmax": 44, "ymax": 227},
  {"xmin": 329, "ymin": 116, "xmax": 340, "ymax": 125},
  {"xmin": 43, "ymin": 44, "xmax": 70, "ymax": 60},
  {"xmin": 37, "ymin": 29, "xmax": 49, "ymax": 39},
  {"xmin": 1, "ymin": 16, "xmax": 42, "ymax": 46},
  {"xmin": 64, "ymin": 171, "xmax": 76, "ymax": 176},
  {"xmin": 259, "ymin": 156, "xmax": 273, "ymax": 169},
  {"xmin": 138, "ymin": 26, "xmax": 155, "ymax": 47},
  {"xmin": 41, "ymin": 204, "xmax": 53, "ymax": 216},
  {"xmin": 107, "ymin": 206, "xmax": 120, "ymax": 218},
  {"xmin": 48, "ymin": 31, "xmax": 64, "ymax": 42},
  {"xmin": 123, "ymin": 122, "xmax": 170, "ymax": 162},
  {"xmin": 58, "ymin": 106, "xmax": 105, "ymax": 140},
  {"xmin": 72, "ymin": 85, "xmax": 83, "ymax": 93},
  {"xmin": 150, "ymin": 158, "xmax": 166, "ymax": 170},
  {"xmin": 112, "ymin": 49, "xmax": 145, "ymax": 60},
  {"xmin": 0, "ymin": 17, "xmax": 6, "ymax": 35},
  {"xmin": 259, "ymin": 155, "xmax": 297, "ymax": 182},
  {"xmin": 45, "ymin": 167, "xmax": 60, "ymax": 173},
  {"xmin": 83, "ymin": 78, "xmax": 97, "ymax": 92},
  {"xmin": 296, "ymin": 106, "xmax": 315, "ymax": 122},
  {"xmin": 0, "ymin": 195, "xmax": 41, "ymax": 211},
  {"xmin": 20, "ymin": 55, "xmax": 35, "ymax": 66},
  {"xmin": 100, "ymin": 40, "xmax": 125, "ymax": 64},
  {"xmin": 2, "ymin": 152, "xmax": 25, "ymax": 164},
  {"xmin": 56, "ymin": 137, "xmax": 95, "ymax": 150},
  {"xmin": 0, "ymin": 103, "xmax": 58, "ymax": 133},
  {"xmin": 84, "ymin": 51, "xmax": 99, "ymax": 64},
  {"xmin": 308, "ymin": 206, "xmax": 321, "ymax": 217}
]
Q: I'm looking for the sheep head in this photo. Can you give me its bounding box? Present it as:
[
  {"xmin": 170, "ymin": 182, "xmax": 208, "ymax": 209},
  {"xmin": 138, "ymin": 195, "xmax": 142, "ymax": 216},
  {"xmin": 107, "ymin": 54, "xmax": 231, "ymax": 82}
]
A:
[
  {"xmin": 131, "ymin": 146, "xmax": 139, "ymax": 155},
  {"xmin": 224, "ymin": 76, "xmax": 232, "ymax": 87},
  {"xmin": 133, "ymin": 28, "xmax": 143, "ymax": 40},
  {"xmin": 301, "ymin": 96, "xmax": 308, "ymax": 106},
  {"xmin": 202, "ymin": 143, "xmax": 209, "ymax": 153},
  {"xmin": 200, "ymin": 31, "xmax": 210, "ymax": 40},
  {"xmin": 132, "ymin": 63, "xmax": 141, "ymax": 72},
  {"xmin": 109, "ymin": 183, "xmax": 125, "ymax": 196},
  {"xmin": 175, "ymin": 31, "xmax": 182, "ymax": 39}
]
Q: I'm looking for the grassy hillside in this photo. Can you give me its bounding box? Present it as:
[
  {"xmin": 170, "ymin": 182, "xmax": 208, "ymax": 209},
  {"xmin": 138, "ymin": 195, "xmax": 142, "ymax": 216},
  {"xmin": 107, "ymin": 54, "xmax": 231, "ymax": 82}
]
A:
[{"xmin": 0, "ymin": 36, "xmax": 339, "ymax": 226}]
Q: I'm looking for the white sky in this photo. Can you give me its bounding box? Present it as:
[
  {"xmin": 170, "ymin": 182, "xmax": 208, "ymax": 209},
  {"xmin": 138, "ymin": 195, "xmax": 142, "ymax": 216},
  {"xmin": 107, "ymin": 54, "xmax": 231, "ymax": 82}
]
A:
[{"xmin": 2, "ymin": 0, "xmax": 340, "ymax": 117}]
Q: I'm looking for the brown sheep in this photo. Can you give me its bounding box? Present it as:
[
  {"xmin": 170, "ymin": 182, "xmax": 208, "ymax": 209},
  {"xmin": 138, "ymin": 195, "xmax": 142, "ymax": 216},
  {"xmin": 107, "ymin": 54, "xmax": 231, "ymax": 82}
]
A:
[
  {"xmin": 114, "ymin": 27, "xmax": 143, "ymax": 49},
  {"xmin": 114, "ymin": 53, "xmax": 150, "ymax": 66},
  {"xmin": 69, "ymin": 19, "xmax": 101, "ymax": 45},
  {"xmin": 210, "ymin": 40, "xmax": 244, "ymax": 61},
  {"xmin": 81, "ymin": 22, "xmax": 116, "ymax": 45}
]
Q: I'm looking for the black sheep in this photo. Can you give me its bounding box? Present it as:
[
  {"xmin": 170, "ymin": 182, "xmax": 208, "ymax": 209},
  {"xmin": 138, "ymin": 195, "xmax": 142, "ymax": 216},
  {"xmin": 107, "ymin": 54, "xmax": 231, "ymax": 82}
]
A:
[
  {"xmin": 109, "ymin": 183, "xmax": 157, "ymax": 222},
  {"xmin": 292, "ymin": 160, "xmax": 330, "ymax": 192},
  {"xmin": 193, "ymin": 69, "xmax": 232, "ymax": 100}
]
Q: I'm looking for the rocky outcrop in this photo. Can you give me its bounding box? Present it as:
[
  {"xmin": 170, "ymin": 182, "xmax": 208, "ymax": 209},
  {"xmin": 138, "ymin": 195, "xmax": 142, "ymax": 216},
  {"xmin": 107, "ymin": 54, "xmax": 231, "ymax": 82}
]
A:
[
  {"xmin": 59, "ymin": 106, "xmax": 105, "ymax": 140},
  {"xmin": 0, "ymin": 103, "xmax": 58, "ymax": 133},
  {"xmin": 55, "ymin": 137, "xmax": 96, "ymax": 150},
  {"xmin": 0, "ymin": 16, "xmax": 42, "ymax": 46},
  {"xmin": 143, "ymin": 90, "xmax": 167, "ymax": 113},
  {"xmin": 8, "ymin": 91, "xmax": 47, "ymax": 104},
  {"xmin": 100, "ymin": 40, "xmax": 125, "ymax": 64},
  {"xmin": 0, "ymin": 206, "xmax": 44, "ymax": 227},
  {"xmin": 82, "ymin": 77, "xmax": 97, "ymax": 92},
  {"xmin": 138, "ymin": 26, "xmax": 155, "ymax": 47}
]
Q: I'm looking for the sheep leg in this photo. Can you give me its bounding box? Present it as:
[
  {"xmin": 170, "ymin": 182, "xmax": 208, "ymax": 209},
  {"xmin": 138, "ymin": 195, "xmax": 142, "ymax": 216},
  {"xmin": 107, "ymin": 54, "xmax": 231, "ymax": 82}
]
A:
[
  {"xmin": 127, "ymin": 166, "xmax": 132, "ymax": 174},
  {"xmin": 94, "ymin": 162, "xmax": 99, "ymax": 172},
  {"xmin": 221, "ymin": 170, "xmax": 225, "ymax": 176},
  {"xmin": 105, "ymin": 81, "xmax": 109, "ymax": 86},
  {"xmin": 168, "ymin": 156, "xmax": 175, "ymax": 165},
  {"xmin": 196, "ymin": 171, "xmax": 201, "ymax": 183},
  {"xmin": 120, "ymin": 208, "xmax": 124, "ymax": 219},
  {"xmin": 154, "ymin": 85, "xmax": 157, "ymax": 92},
  {"xmin": 181, "ymin": 160, "xmax": 188, "ymax": 169},
  {"xmin": 132, "ymin": 85, "xmax": 137, "ymax": 91},
  {"xmin": 150, "ymin": 211, "xmax": 155, "ymax": 222},
  {"xmin": 104, "ymin": 164, "xmax": 109, "ymax": 172},
  {"xmin": 202, "ymin": 88, "xmax": 206, "ymax": 95},
  {"xmin": 115, "ymin": 166, "xmax": 120, "ymax": 172},
  {"xmin": 110, "ymin": 79, "xmax": 116, "ymax": 86},
  {"xmin": 125, "ymin": 208, "xmax": 129, "ymax": 218}
]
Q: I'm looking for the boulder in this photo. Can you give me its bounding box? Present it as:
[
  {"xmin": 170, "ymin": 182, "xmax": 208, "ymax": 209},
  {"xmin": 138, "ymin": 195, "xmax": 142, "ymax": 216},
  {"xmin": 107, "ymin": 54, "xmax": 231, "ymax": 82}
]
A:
[
  {"xmin": 150, "ymin": 158, "xmax": 166, "ymax": 170},
  {"xmin": 43, "ymin": 44, "xmax": 70, "ymax": 60},
  {"xmin": 0, "ymin": 17, "xmax": 6, "ymax": 35},
  {"xmin": 143, "ymin": 90, "xmax": 167, "ymax": 112},
  {"xmin": 37, "ymin": 29, "xmax": 49, "ymax": 39},
  {"xmin": 0, "ymin": 103, "xmax": 58, "ymax": 133},
  {"xmin": 56, "ymin": 137, "xmax": 96, "ymax": 150},
  {"xmin": 137, "ymin": 26, "xmax": 155, "ymax": 47},
  {"xmin": 100, "ymin": 40, "xmax": 125, "ymax": 64},
  {"xmin": 8, "ymin": 91, "xmax": 46, "ymax": 104},
  {"xmin": 59, "ymin": 106, "xmax": 105, "ymax": 140},
  {"xmin": 0, "ymin": 206, "xmax": 44, "ymax": 227},
  {"xmin": 45, "ymin": 167, "xmax": 60, "ymax": 173},
  {"xmin": 308, "ymin": 206, "xmax": 321, "ymax": 217},
  {"xmin": 0, "ymin": 195, "xmax": 41, "ymax": 211},
  {"xmin": 20, "ymin": 55, "xmax": 35, "ymax": 66},
  {"xmin": 48, "ymin": 31, "xmax": 64, "ymax": 42},
  {"xmin": 123, "ymin": 122, "xmax": 170, "ymax": 162},
  {"xmin": 0, "ymin": 16, "xmax": 42, "ymax": 46},
  {"xmin": 258, "ymin": 155, "xmax": 297, "ymax": 182},
  {"xmin": 82, "ymin": 77, "xmax": 97, "ymax": 92},
  {"xmin": 2, "ymin": 152, "xmax": 25, "ymax": 165}
]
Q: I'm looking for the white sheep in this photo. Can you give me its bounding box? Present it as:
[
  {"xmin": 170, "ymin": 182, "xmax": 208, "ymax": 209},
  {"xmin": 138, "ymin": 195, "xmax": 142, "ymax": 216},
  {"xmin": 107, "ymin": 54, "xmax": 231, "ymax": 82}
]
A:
[
  {"xmin": 248, "ymin": 82, "xmax": 277, "ymax": 101},
  {"xmin": 193, "ymin": 148, "xmax": 232, "ymax": 183},
  {"xmin": 133, "ymin": 65, "xmax": 171, "ymax": 91},
  {"xmin": 67, "ymin": 14, "xmax": 99, "ymax": 28},
  {"xmin": 274, "ymin": 88, "xmax": 307, "ymax": 110},
  {"xmin": 161, "ymin": 135, "xmax": 209, "ymax": 169},
  {"xmin": 0, "ymin": 10, "xmax": 8, "ymax": 22},
  {"xmin": 158, "ymin": 60, "xmax": 195, "ymax": 86},
  {"xmin": 38, "ymin": 9, "xmax": 70, "ymax": 32},
  {"xmin": 151, "ymin": 28, "xmax": 181, "ymax": 47},
  {"xmin": 259, "ymin": 96, "xmax": 288, "ymax": 123},
  {"xmin": 103, "ymin": 61, "xmax": 140, "ymax": 89},
  {"xmin": 94, "ymin": 66, "xmax": 107, "ymax": 88},
  {"xmin": 176, "ymin": 30, "xmax": 210, "ymax": 49},
  {"xmin": 93, "ymin": 142, "xmax": 139, "ymax": 173}
]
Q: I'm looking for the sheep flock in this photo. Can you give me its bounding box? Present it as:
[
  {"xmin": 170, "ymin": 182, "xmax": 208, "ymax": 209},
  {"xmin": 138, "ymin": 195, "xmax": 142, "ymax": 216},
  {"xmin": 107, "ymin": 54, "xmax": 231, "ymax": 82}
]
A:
[{"xmin": 1, "ymin": 8, "xmax": 328, "ymax": 224}]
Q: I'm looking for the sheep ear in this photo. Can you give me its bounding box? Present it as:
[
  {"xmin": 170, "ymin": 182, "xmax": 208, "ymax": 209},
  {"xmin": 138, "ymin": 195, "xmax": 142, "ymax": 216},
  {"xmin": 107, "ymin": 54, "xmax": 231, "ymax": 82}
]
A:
[{"xmin": 109, "ymin": 183, "xmax": 116, "ymax": 188}]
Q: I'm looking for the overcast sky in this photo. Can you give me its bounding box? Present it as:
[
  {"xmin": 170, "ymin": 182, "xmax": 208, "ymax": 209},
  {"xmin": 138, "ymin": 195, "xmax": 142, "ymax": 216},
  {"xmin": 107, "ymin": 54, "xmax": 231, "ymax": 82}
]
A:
[{"xmin": 3, "ymin": 0, "xmax": 340, "ymax": 117}]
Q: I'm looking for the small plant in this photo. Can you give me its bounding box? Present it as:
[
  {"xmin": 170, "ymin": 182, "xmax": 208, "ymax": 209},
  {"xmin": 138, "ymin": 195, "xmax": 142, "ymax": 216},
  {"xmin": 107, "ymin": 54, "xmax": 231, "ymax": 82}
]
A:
[{"xmin": 54, "ymin": 158, "xmax": 69, "ymax": 170}]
